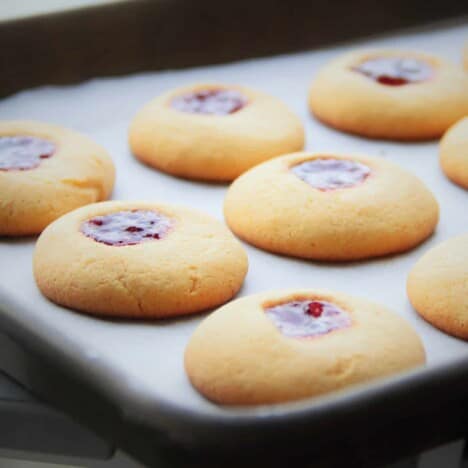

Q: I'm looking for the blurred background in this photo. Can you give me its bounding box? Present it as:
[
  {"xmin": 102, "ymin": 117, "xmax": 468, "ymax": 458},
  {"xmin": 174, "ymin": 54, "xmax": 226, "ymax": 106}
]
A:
[
  {"xmin": 1, "ymin": 0, "xmax": 467, "ymax": 98},
  {"xmin": 0, "ymin": 1, "xmax": 117, "ymax": 21}
]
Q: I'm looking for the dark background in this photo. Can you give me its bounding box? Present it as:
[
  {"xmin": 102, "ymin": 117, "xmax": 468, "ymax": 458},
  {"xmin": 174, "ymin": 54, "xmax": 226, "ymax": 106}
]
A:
[{"xmin": 1, "ymin": 0, "xmax": 467, "ymax": 97}]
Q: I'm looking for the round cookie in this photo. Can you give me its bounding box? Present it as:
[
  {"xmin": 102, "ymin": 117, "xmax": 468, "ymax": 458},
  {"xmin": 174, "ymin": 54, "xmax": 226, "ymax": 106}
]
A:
[
  {"xmin": 0, "ymin": 120, "xmax": 115, "ymax": 236},
  {"xmin": 440, "ymin": 117, "xmax": 468, "ymax": 189},
  {"xmin": 464, "ymin": 41, "xmax": 468, "ymax": 70},
  {"xmin": 129, "ymin": 83, "xmax": 305, "ymax": 181},
  {"xmin": 185, "ymin": 289, "xmax": 425, "ymax": 405},
  {"xmin": 308, "ymin": 49, "xmax": 468, "ymax": 140},
  {"xmin": 34, "ymin": 201, "xmax": 248, "ymax": 318},
  {"xmin": 224, "ymin": 152, "xmax": 439, "ymax": 261},
  {"xmin": 407, "ymin": 235, "xmax": 468, "ymax": 340}
]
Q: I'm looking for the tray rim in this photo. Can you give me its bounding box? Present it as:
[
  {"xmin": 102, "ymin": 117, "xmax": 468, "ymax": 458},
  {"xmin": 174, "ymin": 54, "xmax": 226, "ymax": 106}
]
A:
[
  {"xmin": 1, "ymin": 7, "xmax": 468, "ymax": 465},
  {"xmin": 1, "ymin": 280, "xmax": 468, "ymax": 437}
]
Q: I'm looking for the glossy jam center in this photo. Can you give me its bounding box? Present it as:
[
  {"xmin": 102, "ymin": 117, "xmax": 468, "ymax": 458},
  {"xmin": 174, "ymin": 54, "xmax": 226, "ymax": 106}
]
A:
[
  {"xmin": 353, "ymin": 57, "xmax": 433, "ymax": 85},
  {"xmin": 80, "ymin": 210, "xmax": 172, "ymax": 246},
  {"xmin": 0, "ymin": 136, "xmax": 55, "ymax": 171},
  {"xmin": 291, "ymin": 158, "xmax": 370, "ymax": 191},
  {"xmin": 265, "ymin": 299, "xmax": 351, "ymax": 338},
  {"xmin": 170, "ymin": 89, "xmax": 247, "ymax": 115}
]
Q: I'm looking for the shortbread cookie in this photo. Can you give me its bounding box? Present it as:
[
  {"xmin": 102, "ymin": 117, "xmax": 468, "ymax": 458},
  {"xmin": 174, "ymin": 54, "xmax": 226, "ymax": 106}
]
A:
[
  {"xmin": 309, "ymin": 49, "xmax": 468, "ymax": 140},
  {"xmin": 407, "ymin": 235, "xmax": 468, "ymax": 340},
  {"xmin": 34, "ymin": 201, "xmax": 248, "ymax": 318},
  {"xmin": 440, "ymin": 117, "xmax": 468, "ymax": 189},
  {"xmin": 185, "ymin": 289, "xmax": 425, "ymax": 405},
  {"xmin": 0, "ymin": 120, "xmax": 115, "ymax": 236},
  {"xmin": 224, "ymin": 152, "xmax": 439, "ymax": 261},
  {"xmin": 464, "ymin": 41, "xmax": 468, "ymax": 70},
  {"xmin": 129, "ymin": 83, "xmax": 304, "ymax": 181}
]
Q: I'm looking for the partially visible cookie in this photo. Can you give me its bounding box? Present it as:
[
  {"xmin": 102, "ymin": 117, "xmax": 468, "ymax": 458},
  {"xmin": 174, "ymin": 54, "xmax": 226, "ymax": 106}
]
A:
[
  {"xmin": 309, "ymin": 49, "xmax": 468, "ymax": 140},
  {"xmin": 185, "ymin": 289, "xmax": 425, "ymax": 405},
  {"xmin": 440, "ymin": 117, "xmax": 468, "ymax": 189},
  {"xmin": 224, "ymin": 152, "xmax": 439, "ymax": 261},
  {"xmin": 34, "ymin": 201, "xmax": 248, "ymax": 318},
  {"xmin": 407, "ymin": 235, "xmax": 468, "ymax": 340},
  {"xmin": 0, "ymin": 120, "xmax": 115, "ymax": 236},
  {"xmin": 129, "ymin": 83, "xmax": 304, "ymax": 181},
  {"xmin": 464, "ymin": 41, "xmax": 468, "ymax": 70}
]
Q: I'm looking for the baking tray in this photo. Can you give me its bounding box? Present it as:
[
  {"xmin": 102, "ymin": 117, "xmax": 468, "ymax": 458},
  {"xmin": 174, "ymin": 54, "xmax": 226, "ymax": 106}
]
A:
[
  {"xmin": 1, "ymin": 16, "xmax": 468, "ymax": 468},
  {"xmin": 1, "ymin": 0, "xmax": 467, "ymax": 99}
]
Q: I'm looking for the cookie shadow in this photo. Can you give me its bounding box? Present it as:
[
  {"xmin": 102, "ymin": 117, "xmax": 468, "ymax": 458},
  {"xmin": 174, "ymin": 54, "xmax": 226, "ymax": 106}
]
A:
[
  {"xmin": 242, "ymin": 229, "xmax": 437, "ymax": 271},
  {"xmin": 133, "ymin": 155, "xmax": 231, "ymax": 188},
  {"xmin": 0, "ymin": 235, "xmax": 38, "ymax": 246}
]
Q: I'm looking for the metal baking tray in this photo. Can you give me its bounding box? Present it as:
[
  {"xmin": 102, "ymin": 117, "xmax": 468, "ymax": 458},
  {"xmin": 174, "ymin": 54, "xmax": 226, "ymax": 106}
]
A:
[{"xmin": 1, "ymin": 11, "xmax": 468, "ymax": 467}]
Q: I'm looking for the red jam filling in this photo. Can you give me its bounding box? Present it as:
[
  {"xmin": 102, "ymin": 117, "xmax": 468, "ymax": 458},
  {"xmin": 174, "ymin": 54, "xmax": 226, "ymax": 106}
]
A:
[
  {"xmin": 170, "ymin": 89, "xmax": 247, "ymax": 115},
  {"xmin": 353, "ymin": 57, "xmax": 433, "ymax": 85},
  {"xmin": 0, "ymin": 136, "xmax": 55, "ymax": 171},
  {"xmin": 265, "ymin": 299, "xmax": 351, "ymax": 338},
  {"xmin": 80, "ymin": 210, "xmax": 172, "ymax": 246},
  {"xmin": 291, "ymin": 158, "xmax": 370, "ymax": 191}
]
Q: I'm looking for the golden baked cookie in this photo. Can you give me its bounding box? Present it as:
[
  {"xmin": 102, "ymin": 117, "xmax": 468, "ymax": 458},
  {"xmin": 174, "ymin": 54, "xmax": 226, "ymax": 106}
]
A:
[
  {"xmin": 0, "ymin": 120, "xmax": 115, "ymax": 236},
  {"xmin": 34, "ymin": 201, "xmax": 248, "ymax": 318},
  {"xmin": 129, "ymin": 83, "xmax": 305, "ymax": 181},
  {"xmin": 308, "ymin": 49, "xmax": 468, "ymax": 140},
  {"xmin": 440, "ymin": 117, "xmax": 468, "ymax": 189},
  {"xmin": 407, "ymin": 235, "xmax": 468, "ymax": 340},
  {"xmin": 224, "ymin": 152, "xmax": 439, "ymax": 261},
  {"xmin": 185, "ymin": 289, "xmax": 425, "ymax": 405},
  {"xmin": 464, "ymin": 41, "xmax": 468, "ymax": 70}
]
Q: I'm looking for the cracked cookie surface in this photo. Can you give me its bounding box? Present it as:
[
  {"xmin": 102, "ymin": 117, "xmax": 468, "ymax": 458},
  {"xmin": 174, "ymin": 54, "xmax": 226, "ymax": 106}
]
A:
[
  {"xmin": 439, "ymin": 117, "xmax": 468, "ymax": 189},
  {"xmin": 407, "ymin": 234, "xmax": 468, "ymax": 340},
  {"xmin": 224, "ymin": 151, "xmax": 439, "ymax": 261},
  {"xmin": 0, "ymin": 120, "xmax": 115, "ymax": 236},
  {"xmin": 129, "ymin": 83, "xmax": 304, "ymax": 181},
  {"xmin": 309, "ymin": 49, "xmax": 468, "ymax": 140},
  {"xmin": 33, "ymin": 201, "xmax": 248, "ymax": 318},
  {"xmin": 185, "ymin": 289, "xmax": 425, "ymax": 405}
]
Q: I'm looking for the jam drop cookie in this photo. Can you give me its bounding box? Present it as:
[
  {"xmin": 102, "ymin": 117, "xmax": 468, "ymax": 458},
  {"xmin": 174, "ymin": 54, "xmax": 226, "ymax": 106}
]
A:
[
  {"xmin": 309, "ymin": 49, "xmax": 468, "ymax": 140},
  {"xmin": 224, "ymin": 152, "xmax": 439, "ymax": 261},
  {"xmin": 0, "ymin": 136, "xmax": 55, "ymax": 170},
  {"xmin": 34, "ymin": 201, "xmax": 248, "ymax": 318},
  {"xmin": 407, "ymin": 235, "xmax": 468, "ymax": 340},
  {"xmin": 129, "ymin": 83, "xmax": 304, "ymax": 181},
  {"xmin": 440, "ymin": 117, "xmax": 468, "ymax": 189},
  {"xmin": 0, "ymin": 121, "xmax": 115, "ymax": 236},
  {"xmin": 185, "ymin": 289, "xmax": 425, "ymax": 405},
  {"xmin": 80, "ymin": 210, "xmax": 173, "ymax": 246}
]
